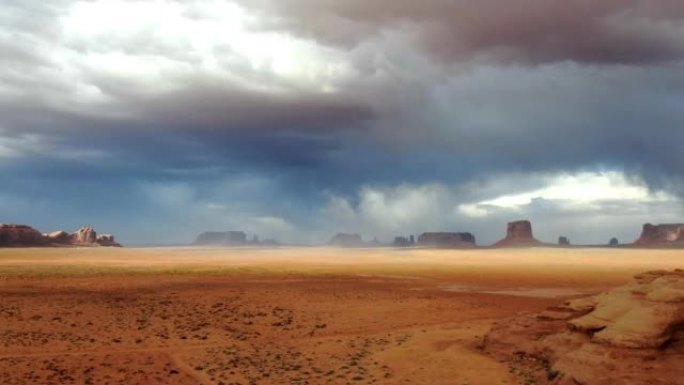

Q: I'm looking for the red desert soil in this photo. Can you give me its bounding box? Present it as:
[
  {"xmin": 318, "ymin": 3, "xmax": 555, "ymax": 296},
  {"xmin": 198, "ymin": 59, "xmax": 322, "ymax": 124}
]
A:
[{"xmin": 0, "ymin": 247, "xmax": 682, "ymax": 385}]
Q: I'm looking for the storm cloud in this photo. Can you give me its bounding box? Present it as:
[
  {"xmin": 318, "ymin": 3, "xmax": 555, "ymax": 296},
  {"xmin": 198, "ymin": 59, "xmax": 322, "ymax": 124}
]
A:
[{"xmin": 0, "ymin": 0, "xmax": 683, "ymax": 244}]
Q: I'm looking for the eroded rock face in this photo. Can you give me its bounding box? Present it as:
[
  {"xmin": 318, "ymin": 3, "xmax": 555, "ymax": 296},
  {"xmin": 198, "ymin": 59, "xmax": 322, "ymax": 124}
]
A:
[
  {"xmin": 0, "ymin": 224, "xmax": 46, "ymax": 246},
  {"xmin": 484, "ymin": 270, "xmax": 684, "ymax": 385},
  {"xmin": 70, "ymin": 226, "xmax": 97, "ymax": 245},
  {"xmin": 635, "ymin": 223, "xmax": 684, "ymax": 245},
  {"xmin": 493, "ymin": 220, "xmax": 543, "ymax": 247},
  {"xmin": 417, "ymin": 232, "xmax": 476, "ymax": 248},
  {"xmin": 46, "ymin": 230, "xmax": 70, "ymax": 244}
]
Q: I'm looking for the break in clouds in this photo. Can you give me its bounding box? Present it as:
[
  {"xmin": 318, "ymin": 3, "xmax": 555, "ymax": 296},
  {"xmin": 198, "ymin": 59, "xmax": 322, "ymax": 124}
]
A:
[{"xmin": 1, "ymin": 0, "xmax": 684, "ymax": 244}]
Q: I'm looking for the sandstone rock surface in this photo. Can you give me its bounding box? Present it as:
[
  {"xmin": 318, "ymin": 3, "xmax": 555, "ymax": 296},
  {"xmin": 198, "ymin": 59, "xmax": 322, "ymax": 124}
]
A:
[
  {"xmin": 635, "ymin": 223, "xmax": 684, "ymax": 245},
  {"xmin": 493, "ymin": 220, "xmax": 543, "ymax": 247},
  {"xmin": 46, "ymin": 230, "xmax": 70, "ymax": 244},
  {"xmin": 0, "ymin": 224, "xmax": 46, "ymax": 246},
  {"xmin": 70, "ymin": 226, "xmax": 98, "ymax": 245},
  {"xmin": 417, "ymin": 232, "xmax": 476, "ymax": 248},
  {"xmin": 484, "ymin": 269, "xmax": 684, "ymax": 385}
]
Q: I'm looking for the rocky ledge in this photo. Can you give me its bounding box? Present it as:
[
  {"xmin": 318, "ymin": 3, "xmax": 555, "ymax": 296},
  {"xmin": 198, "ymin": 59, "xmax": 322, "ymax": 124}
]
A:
[{"xmin": 483, "ymin": 269, "xmax": 684, "ymax": 384}]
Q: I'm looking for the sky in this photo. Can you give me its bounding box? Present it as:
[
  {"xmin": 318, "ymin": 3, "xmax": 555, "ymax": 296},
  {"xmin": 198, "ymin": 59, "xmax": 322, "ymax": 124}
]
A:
[{"xmin": 1, "ymin": 0, "xmax": 684, "ymax": 245}]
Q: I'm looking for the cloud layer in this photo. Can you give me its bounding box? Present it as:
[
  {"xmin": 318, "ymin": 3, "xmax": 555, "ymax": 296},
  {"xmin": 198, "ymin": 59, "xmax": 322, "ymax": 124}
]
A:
[{"xmin": 1, "ymin": 0, "xmax": 683, "ymax": 244}]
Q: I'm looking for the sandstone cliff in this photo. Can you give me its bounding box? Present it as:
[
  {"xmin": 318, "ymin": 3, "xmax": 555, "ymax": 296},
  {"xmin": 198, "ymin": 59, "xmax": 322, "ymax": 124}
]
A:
[
  {"xmin": 483, "ymin": 269, "xmax": 684, "ymax": 385},
  {"xmin": 0, "ymin": 224, "xmax": 47, "ymax": 247},
  {"xmin": 635, "ymin": 223, "xmax": 684, "ymax": 245}
]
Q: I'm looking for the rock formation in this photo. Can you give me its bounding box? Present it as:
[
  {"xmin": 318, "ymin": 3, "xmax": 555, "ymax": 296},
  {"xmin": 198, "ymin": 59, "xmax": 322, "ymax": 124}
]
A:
[
  {"xmin": 483, "ymin": 269, "xmax": 684, "ymax": 385},
  {"xmin": 96, "ymin": 234, "xmax": 119, "ymax": 247},
  {"xmin": 0, "ymin": 224, "xmax": 46, "ymax": 247},
  {"xmin": 558, "ymin": 236, "xmax": 570, "ymax": 246},
  {"xmin": 0, "ymin": 224, "xmax": 121, "ymax": 247},
  {"xmin": 46, "ymin": 230, "xmax": 70, "ymax": 243},
  {"xmin": 328, "ymin": 233, "xmax": 364, "ymax": 247},
  {"xmin": 194, "ymin": 231, "xmax": 248, "ymax": 246},
  {"xmin": 635, "ymin": 223, "xmax": 684, "ymax": 245},
  {"xmin": 70, "ymin": 226, "xmax": 97, "ymax": 245},
  {"xmin": 493, "ymin": 220, "xmax": 544, "ymax": 247},
  {"xmin": 392, "ymin": 236, "xmax": 411, "ymax": 247},
  {"xmin": 417, "ymin": 232, "xmax": 476, "ymax": 248}
]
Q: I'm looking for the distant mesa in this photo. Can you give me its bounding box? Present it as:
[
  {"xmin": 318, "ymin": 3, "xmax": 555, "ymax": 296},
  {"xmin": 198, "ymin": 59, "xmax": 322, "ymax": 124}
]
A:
[
  {"xmin": 259, "ymin": 239, "xmax": 281, "ymax": 247},
  {"xmin": 417, "ymin": 232, "xmax": 476, "ymax": 248},
  {"xmin": 328, "ymin": 233, "xmax": 365, "ymax": 248},
  {"xmin": 634, "ymin": 223, "xmax": 684, "ymax": 246},
  {"xmin": 558, "ymin": 236, "xmax": 570, "ymax": 246},
  {"xmin": 194, "ymin": 231, "xmax": 247, "ymax": 246},
  {"xmin": 392, "ymin": 236, "xmax": 411, "ymax": 247},
  {"xmin": 493, "ymin": 220, "xmax": 544, "ymax": 247},
  {"xmin": 193, "ymin": 231, "xmax": 282, "ymax": 247},
  {"xmin": 0, "ymin": 224, "xmax": 121, "ymax": 247},
  {"xmin": 0, "ymin": 224, "xmax": 46, "ymax": 246}
]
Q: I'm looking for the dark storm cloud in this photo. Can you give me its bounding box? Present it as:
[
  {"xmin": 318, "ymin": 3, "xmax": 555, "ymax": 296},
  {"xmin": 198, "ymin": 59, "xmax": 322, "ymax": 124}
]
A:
[
  {"xmin": 251, "ymin": 0, "xmax": 684, "ymax": 64},
  {"xmin": 1, "ymin": 0, "xmax": 684, "ymax": 244}
]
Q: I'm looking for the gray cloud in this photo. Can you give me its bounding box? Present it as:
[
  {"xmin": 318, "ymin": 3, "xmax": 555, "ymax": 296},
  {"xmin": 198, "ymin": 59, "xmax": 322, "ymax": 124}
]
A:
[
  {"xmin": 0, "ymin": 0, "xmax": 683, "ymax": 244},
  {"xmin": 251, "ymin": 0, "xmax": 684, "ymax": 64}
]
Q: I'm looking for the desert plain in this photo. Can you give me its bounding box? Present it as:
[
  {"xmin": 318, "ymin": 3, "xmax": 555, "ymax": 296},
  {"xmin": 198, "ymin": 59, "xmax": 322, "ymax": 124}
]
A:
[{"xmin": 0, "ymin": 247, "xmax": 682, "ymax": 385}]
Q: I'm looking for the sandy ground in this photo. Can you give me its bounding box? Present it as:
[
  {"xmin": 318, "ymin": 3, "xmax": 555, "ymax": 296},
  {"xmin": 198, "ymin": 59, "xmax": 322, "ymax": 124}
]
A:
[{"xmin": 0, "ymin": 247, "xmax": 682, "ymax": 385}]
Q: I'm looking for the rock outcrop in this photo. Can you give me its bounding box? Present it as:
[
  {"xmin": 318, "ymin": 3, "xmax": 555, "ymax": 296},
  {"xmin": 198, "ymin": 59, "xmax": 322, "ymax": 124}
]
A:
[
  {"xmin": 483, "ymin": 270, "xmax": 684, "ymax": 385},
  {"xmin": 635, "ymin": 223, "xmax": 684, "ymax": 245},
  {"xmin": 392, "ymin": 236, "xmax": 411, "ymax": 247},
  {"xmin": 194, "ymin": 231, "xmax": 248, "ymax": 246},
  {"xmin": 0, "ymin": 224, "xmax": 121, "ymax": 247},
  {"xmin": 46, "ymin": 230, "xmax": 70, "ymax": 244},
  {"xmin": 0, "ymin": 224, "xmax": 46, "ymax": 247},
  {"xmin": 417, "ymin": 232, "xmax": 476, "ymax": 248},
  {"xmin": 493, "ymin": 220, "xmax": 543, "ymax": 247},
  {"xmin": 96, "ymin": 234, "xmax": 119, "ymax": 247},
  {"xmin": 328, "ymin": 233, "xmax": 364, "ymax": 247},
  {"xmin": 70, "ymin": 226, "xmax": 98, "ymax": 245}
]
